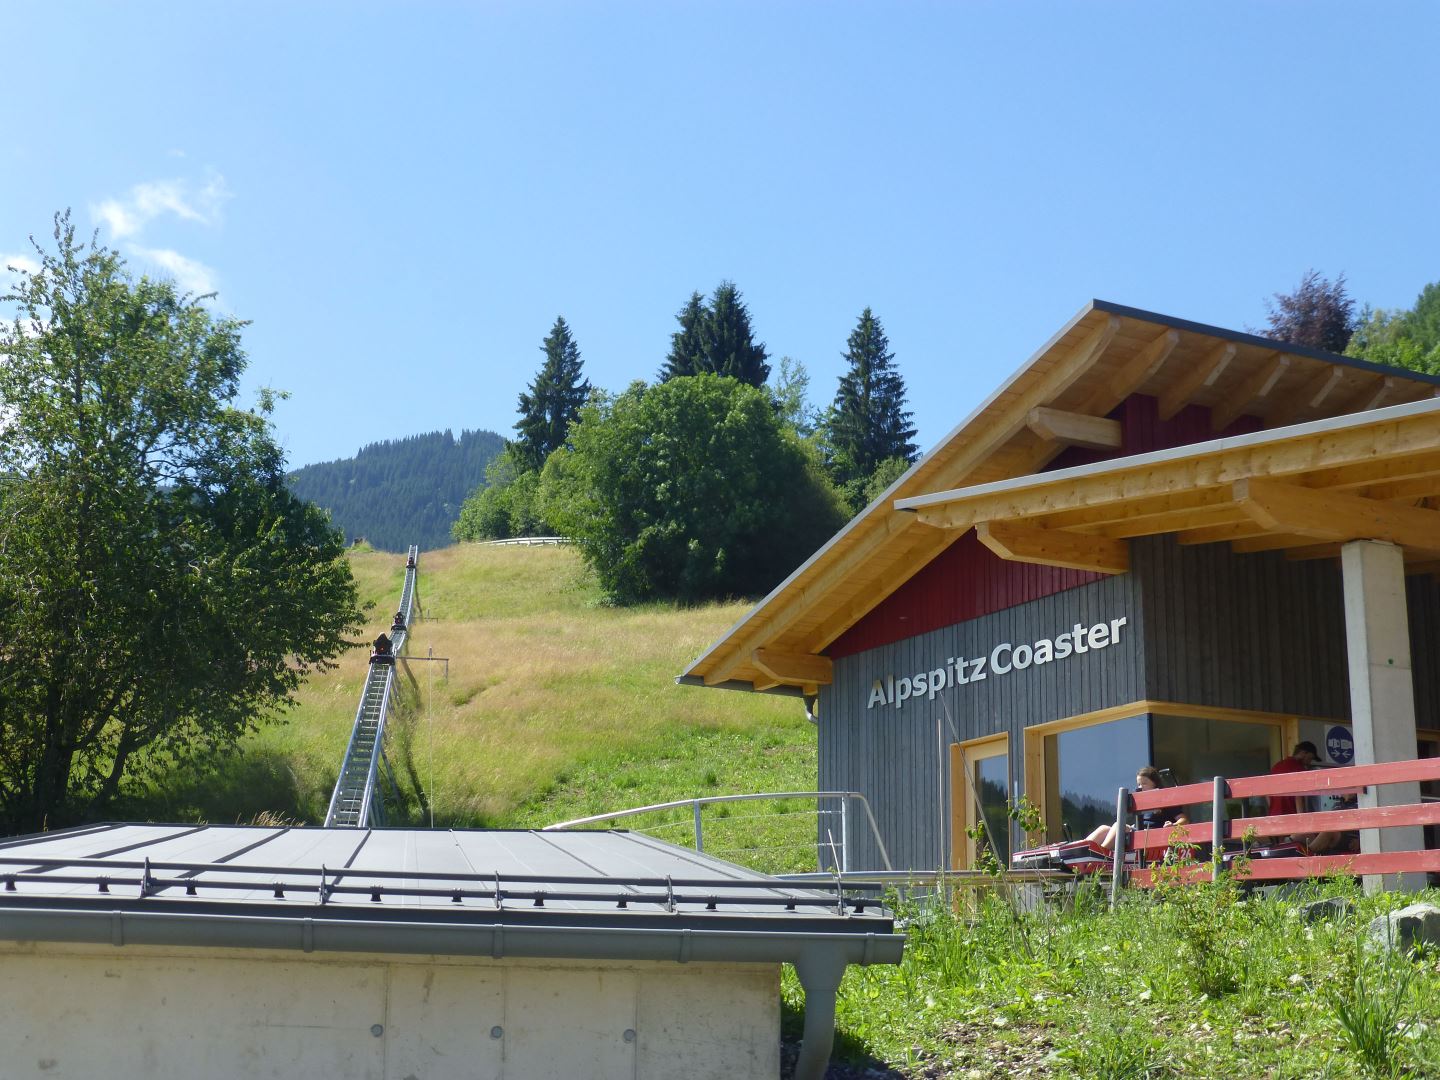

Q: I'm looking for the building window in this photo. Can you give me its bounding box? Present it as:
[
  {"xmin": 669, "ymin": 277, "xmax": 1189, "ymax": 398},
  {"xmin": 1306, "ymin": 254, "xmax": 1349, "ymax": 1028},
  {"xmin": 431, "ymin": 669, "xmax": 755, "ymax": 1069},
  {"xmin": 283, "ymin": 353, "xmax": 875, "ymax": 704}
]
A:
[
  {"xmin": 952, "ymin": 735, "xmax": 1009, "ymax": 869},
  {"xmin": 1024, "ymin": 702, "xmax": 1303, "ymax": 845},
  {"xmin": 1044, "ymin": 714, "xmax": 1149, "ymax": 842}
]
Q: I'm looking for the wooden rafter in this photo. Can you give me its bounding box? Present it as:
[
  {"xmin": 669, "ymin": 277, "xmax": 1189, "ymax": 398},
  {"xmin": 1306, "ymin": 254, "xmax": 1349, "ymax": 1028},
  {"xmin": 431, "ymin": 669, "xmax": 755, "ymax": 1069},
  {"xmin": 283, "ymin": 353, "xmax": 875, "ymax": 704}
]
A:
[
  {"xmin": 1074, "ymin": 328, "xmax": 1179, "ymax": 418},
  {"xmin": 1157, "ymin": 342, "xmax": 1235, "ymax": 421},
  {"xmin": 975, "ymin": 521, "xmax": 1129, "ymax": 574},
  {"xmin": 1359, "ymin": 375, "xmax": 1400, "ymax": 413},
  {"xmin": 1270, "ymin": 365, "xmax": 1347, "ymax": 427},
  {"xmin": 1026, "ymin": 406, "xmax": 1122, "ymax": 450},
  {"xmin": 901, "ymin": 404, "xmax": 1440, "ymax": 533},
  {"xmin": 1233, "ymin": 478, "xmax": 1440, "ymax": 552},
  {"xmin": 701, "ymin": 511, "xmax": 919, "ymax": 684},
  {"xmin": 1210, "ymin": 352, "xmax": 1290, "ymax": 432},
  {"xmin": 751, "ymin": 648, "xmax": 833, "ymax": 686}
]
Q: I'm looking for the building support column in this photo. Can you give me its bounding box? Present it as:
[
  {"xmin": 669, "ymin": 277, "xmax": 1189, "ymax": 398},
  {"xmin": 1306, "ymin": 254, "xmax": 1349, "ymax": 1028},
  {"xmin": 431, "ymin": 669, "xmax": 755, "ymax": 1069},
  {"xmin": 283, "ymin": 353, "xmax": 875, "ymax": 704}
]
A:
[{"xmin": 1341, "ymin": 540, "xmax": 1424, "ymax": 894}]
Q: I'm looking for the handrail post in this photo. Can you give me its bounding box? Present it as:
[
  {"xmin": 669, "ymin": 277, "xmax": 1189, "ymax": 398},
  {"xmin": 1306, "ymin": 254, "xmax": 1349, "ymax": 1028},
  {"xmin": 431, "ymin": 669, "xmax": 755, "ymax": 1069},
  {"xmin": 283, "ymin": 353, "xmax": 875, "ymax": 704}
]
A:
[
  {"xmin": 1211, "ymin": 775, "xmax": 1227, "ymax": 884},
  {"xmin": 693, "ymin": 801, "xmax": 704, "ymax": 853},
  {"xmin": 840, "ymin": 797, "xmax": 851, "ymax": 874},
  {"xmin": 1109, "ymin": 786, "xmax": 1129, "ymax": 909}
]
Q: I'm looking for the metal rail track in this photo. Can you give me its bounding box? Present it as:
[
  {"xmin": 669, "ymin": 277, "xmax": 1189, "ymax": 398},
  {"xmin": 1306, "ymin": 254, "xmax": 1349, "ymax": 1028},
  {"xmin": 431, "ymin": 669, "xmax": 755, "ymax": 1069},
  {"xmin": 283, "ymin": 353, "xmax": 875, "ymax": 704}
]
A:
[{"xmin": 324, "ymin": 545, "xmax": 418, "ymax": 827}]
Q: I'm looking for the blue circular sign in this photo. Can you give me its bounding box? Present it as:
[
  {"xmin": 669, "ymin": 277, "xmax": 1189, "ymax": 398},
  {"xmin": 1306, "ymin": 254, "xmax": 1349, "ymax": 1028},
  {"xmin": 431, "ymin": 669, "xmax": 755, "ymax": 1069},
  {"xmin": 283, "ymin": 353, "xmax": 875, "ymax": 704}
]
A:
[{"xmin": 1326, "ymin": 725, "xmax": 1355, "ymax": 765}]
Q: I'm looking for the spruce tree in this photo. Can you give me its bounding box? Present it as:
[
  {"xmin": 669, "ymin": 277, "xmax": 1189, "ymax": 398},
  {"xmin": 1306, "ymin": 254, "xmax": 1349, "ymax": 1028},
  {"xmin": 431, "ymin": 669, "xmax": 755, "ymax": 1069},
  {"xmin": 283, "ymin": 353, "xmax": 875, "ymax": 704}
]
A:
[
  {"xmin": 825, "ymin": 308, "xmax": 917, "ymax": 492},
  {"xmin": 513, "ymin": 316, "xmax": 591, "ymax": 472},
  {"xmin": 660, "ymin": 292, "xmax": 707, "ymax": 380},
  {"xmin": 701, "ymin": 281, "xmax": 770, "ymax": 386},
  {"xmin": 658, "ymin": 282, "xmax": 770, "ymax": 387}
]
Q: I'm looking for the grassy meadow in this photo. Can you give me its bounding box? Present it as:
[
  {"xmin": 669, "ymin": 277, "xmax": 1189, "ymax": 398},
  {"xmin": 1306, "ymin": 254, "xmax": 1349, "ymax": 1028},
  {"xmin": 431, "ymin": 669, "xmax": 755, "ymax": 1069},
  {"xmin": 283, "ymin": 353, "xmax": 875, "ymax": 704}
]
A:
[{"xmin": 126, "ymin": 543, "xmax": 819, "ymax": 864}]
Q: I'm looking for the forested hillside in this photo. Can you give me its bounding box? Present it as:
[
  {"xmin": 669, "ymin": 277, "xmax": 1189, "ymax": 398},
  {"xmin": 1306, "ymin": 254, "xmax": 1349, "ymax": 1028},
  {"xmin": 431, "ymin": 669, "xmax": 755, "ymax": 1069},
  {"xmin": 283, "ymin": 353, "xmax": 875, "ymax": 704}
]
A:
[{"xmin": 288, "ymin": 429, "xmax": 504, "ymax": 551}]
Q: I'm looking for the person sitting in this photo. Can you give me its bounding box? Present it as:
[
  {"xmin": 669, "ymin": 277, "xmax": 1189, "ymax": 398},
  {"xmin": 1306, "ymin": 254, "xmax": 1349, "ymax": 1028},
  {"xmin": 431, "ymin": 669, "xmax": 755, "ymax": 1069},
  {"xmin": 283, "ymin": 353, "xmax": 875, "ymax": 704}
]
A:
[
  {"xmin": 1303, "ymin": 793, "xmax": 1360, "ymax": 856},
  {"xmin": 392, "ymin": 609, "xmax": 406, "ymax": 630},
  {"xmin": 371, "ymin": 632, "xmax": 392, "ymax": 657},
  {"xmin": 1086, "ymin": 766, "xmax": 1189, "ymax": 853}
]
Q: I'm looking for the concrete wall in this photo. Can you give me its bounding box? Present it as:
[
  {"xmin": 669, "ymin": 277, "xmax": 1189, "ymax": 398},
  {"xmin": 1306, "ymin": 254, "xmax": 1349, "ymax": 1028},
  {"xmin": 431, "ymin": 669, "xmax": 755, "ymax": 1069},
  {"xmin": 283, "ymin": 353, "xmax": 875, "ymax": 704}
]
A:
[{"xmin": 0, "ymin": 942, "xmax": 779, "ymax": 1080}]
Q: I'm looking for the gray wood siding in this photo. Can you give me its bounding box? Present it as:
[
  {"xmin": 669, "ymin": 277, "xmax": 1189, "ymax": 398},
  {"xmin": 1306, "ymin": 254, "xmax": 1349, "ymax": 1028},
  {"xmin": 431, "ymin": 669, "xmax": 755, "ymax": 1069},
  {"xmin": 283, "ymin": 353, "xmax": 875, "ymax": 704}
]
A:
[
  {"xmin": 820, "ymin": 572, "xmax": 1145, "ymax": 871},
  {"xmin": 1135, "ymin": 536, "xmax": 1351, "ymax": 720},
  {"xmin": 818, "ymin": 535, "xmax": 1439, "ymax": 871}
]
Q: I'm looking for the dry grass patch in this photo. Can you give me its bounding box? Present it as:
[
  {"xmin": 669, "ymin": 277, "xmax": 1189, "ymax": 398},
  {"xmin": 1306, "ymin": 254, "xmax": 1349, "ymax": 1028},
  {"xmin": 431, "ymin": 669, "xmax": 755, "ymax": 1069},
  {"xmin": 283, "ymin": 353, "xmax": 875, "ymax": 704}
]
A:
[{"xmin": 127, "ymin": 543, "xmax": 815, "ymax": 832}]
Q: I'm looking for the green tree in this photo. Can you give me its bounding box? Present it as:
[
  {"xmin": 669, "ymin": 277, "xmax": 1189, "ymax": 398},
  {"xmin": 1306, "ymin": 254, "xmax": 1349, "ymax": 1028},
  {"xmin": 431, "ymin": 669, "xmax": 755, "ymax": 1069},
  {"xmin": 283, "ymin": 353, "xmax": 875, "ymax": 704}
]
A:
[
  {"xmin": 823, "ymin": 307, "xmax": 917, "ymax": 509},
  {"xmin": 770, "ymin": 355, "xmax": 819, "ymax": 437},
  {"xmin": 538, "ymin": 375, "xmax": 846, "ymax": 604},
  {"xmin": 0, "ymin": 215, "xmax": 363, "ymax": 833},
  {"xmin": 659, "ymin": 291, "xmax": 708, "ymax": 380},
  {"xmin": 513, "ymin": 316, "xmax": 590, "ymax": 472},
  {"xmin": 451, "ymin": 445, "xmax": 549, "ymax": 541},
  {"xmin": 1346, "ymin": 281, "xmax": 1440, "ymax": 375},
  {"xmin": 658, "ymin": 282, "xmax": 770, "ymax": 387}
]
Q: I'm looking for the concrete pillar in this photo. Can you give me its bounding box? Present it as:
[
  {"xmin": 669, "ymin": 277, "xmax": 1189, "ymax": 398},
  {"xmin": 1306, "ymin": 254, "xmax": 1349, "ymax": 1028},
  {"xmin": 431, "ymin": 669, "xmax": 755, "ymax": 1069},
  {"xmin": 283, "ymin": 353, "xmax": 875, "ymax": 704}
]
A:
[{"xmin": 1341, "ymin": 540, "xmax": 1424, "ymax": 893}]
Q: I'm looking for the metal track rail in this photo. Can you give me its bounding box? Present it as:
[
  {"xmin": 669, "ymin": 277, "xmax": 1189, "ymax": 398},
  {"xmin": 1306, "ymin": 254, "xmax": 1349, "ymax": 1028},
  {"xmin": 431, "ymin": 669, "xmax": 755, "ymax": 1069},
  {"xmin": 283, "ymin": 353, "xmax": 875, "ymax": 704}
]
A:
[{"xmin": 324, "ymin": 545, "xmax": 419, "ymax": 827}]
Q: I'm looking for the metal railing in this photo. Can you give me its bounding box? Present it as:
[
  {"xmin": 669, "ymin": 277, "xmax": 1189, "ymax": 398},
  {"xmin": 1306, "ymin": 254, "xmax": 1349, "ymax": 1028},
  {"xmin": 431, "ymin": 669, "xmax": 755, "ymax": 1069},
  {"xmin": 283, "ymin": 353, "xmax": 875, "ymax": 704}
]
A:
[
  {"xmin": 476, "ymin": 536, "xmax": 571, "ymax": 547},
  {"xmin": 545, "ymin": 791, "xmax": 894, "ymax": 874},
  {"xmin": 0, "ymin": 854, "xmax": 879, "ymax": 914},
  {"xmin": 324, "ymin": 545, "xmax": 419, "ymax": 828}
]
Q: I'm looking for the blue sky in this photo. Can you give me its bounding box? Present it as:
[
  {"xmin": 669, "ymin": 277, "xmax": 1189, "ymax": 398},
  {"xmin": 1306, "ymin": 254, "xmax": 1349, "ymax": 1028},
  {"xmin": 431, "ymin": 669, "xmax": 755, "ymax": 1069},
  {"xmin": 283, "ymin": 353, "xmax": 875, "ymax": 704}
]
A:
[{"xmin": 4, "ymin": 2, "xmax": 1437, "ymax": 469}]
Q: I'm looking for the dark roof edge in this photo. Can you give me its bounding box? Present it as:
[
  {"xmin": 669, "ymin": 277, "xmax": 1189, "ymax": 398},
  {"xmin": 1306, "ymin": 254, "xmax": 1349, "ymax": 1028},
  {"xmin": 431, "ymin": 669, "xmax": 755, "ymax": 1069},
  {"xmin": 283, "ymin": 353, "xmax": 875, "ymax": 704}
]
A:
[
  {"xmin": 0, "ymin": 905, "xmax": 904, "ymax": 968},
  {"xmin": 1091, "ymin": 299, "xmax": 1440, "ymax": 386},
  {"xmin": 674, "ymin": 675, "xmax": 805, "ymax": 697}
]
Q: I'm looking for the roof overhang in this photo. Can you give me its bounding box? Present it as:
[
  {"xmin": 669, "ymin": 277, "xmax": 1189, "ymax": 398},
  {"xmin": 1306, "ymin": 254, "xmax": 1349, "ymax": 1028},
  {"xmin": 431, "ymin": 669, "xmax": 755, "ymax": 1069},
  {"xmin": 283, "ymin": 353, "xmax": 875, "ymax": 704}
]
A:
[
  {"xmin": 897, "ymin": 396, "xmax": 1440, "ymax": 572},
  {"xmin": 678, "ymin": 301, "xmax": 1440, "ymax": 695}
]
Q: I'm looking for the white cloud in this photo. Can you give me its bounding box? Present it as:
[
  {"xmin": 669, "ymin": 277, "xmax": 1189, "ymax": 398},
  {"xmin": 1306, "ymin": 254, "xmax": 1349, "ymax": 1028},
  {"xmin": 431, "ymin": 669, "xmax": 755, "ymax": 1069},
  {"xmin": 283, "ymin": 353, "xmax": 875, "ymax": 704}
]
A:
[
  {"xmin": 1, "ymin": 252, "xmax": 41, "ymax": 276},
  {"xmin": 129, "ymin": 246, "xmax": 218, "ymax": 297},
  {"xmin": 92, "ymin": 172, "xmax": 232, "ymax": 241}
]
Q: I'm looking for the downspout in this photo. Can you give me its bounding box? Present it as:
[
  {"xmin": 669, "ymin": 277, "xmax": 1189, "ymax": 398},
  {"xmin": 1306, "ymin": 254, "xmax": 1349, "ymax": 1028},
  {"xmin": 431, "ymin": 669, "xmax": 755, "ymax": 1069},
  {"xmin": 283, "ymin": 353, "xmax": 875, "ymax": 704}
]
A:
[{"xmin": 791, "ymin": 946, "xmax": 849, "ymax": 1080}]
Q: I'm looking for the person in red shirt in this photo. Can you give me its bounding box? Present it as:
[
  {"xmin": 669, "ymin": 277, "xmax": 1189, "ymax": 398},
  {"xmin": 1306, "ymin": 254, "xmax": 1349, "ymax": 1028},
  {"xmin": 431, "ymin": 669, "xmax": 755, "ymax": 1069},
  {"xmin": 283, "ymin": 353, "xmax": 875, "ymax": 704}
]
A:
[{"xmin": 1269, "ymin": 741, "xmax": 1319, "ymax": 816}]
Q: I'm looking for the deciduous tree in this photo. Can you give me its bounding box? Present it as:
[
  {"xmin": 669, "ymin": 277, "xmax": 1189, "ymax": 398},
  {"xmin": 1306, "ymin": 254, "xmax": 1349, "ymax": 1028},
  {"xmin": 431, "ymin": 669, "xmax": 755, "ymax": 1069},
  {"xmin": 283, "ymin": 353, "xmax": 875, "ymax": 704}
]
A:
[
  {"xmin": 0, "ymin": 215, "xmax": 363, "ymax": 832},
  {"xmin": 1260, "ymin": 270, "xmax": 1357, "ymax": 353},
  {"xmin": 539, "ymin": 375, "xmax": 845, "ymax": 604}
]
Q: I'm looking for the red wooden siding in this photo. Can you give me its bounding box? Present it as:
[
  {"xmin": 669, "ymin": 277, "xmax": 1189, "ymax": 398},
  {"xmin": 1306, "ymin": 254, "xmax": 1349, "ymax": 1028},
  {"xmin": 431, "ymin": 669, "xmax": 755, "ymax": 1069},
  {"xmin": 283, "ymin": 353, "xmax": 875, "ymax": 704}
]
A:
[{"xmin": 827, "ymin": 395, "xmax": 1264, "ymax": 658}]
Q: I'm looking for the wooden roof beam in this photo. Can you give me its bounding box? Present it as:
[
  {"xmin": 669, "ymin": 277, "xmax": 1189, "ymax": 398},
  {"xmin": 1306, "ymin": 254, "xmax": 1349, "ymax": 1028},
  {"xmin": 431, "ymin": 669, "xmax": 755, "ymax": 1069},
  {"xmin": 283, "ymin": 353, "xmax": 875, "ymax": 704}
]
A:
[
  {"xmin": 1210, "ymin": 352, "xmax": 1290, "ymax": 432},
  {"xmin": 944, "ymin": 314, "xmax": 1122, "ymax": 484},
  {"xmin": 1074, "ymin": 328, "xmax": 1180, "ymax": 418},
  {"xmin": 1157, "ymin": 342, "xmax": 1236, "ymax": 421},
  {"xmin": 1359, "ymin": 375, "xmax": 1401, "ymax": 413},
  {"xmin": 1033, "ymin": 487, "xmax": 1236, "ymax": 533},
  {"xmin": 699, "ymin": 512, "xmax": 920, "ymax": 683},
  {"xmin": 975, "ymin": 521, "xmax": 1130, "ymax": 574},
  {"xmin": 1234, "ymin": 478, "xmax": 1440, "ymax": 552},
  {"xmin": 1269, "ymin": 365, "xmax": 1347, "ymax": 427},
  {"xmin": 1026, "ymin": 406, "xmax": 1122, "ymax": 450},
  {"xmin": 900, "ymin": 402, "xmax": 1440, "ymax": 532},
  {"xmin": 752, "ymin": 648, "xmax": 832, "ymax": 687}
]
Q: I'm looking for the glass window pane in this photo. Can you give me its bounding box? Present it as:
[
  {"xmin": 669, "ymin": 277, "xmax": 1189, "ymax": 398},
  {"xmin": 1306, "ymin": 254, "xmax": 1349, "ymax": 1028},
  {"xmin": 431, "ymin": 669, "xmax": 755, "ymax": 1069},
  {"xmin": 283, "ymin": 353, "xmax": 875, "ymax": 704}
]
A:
[
  {"xmin": 1150, "ymin": 714, "xmax": 1281, "ymax": 821},
  {"xmin": 1045, "ymin": 715, "xmax": 1150, "ymax": 842},
  {"xmin": 975, "ymin": 754, "xmax": 1010, "ymax": 863}
]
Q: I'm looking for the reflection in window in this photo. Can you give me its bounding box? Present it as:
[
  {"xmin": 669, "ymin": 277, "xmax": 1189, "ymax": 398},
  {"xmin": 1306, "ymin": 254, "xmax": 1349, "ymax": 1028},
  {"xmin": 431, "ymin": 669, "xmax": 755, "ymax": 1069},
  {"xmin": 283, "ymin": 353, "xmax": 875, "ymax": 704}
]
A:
[
  {"xmin": 975, "ymin": 753, "xmax": 1010, "ymax": 864},
  {"xmin": 1044, "ymin": 716, "xmax": 1149, "ymax": 842}
]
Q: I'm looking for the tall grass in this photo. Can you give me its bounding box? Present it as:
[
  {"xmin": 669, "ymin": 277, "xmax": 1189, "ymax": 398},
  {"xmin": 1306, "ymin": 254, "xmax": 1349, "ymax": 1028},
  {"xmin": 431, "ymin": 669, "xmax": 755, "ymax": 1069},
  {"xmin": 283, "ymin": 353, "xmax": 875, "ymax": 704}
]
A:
[
  {"xmin": 790, "ymin": 878, "xmax": 1440, "ymax": 1078},
  {"xmin": 124, "ymin": 544, "xmax": 818, "ymax": 838}
]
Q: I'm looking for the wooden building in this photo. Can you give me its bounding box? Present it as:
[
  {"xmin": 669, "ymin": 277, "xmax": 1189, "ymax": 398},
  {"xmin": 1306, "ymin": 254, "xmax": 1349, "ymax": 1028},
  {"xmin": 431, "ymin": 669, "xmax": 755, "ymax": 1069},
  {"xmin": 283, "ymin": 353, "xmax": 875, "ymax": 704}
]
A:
[{"xmin": 680, "ymin": 301, "xmax": 1440, "ymax": 875}]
